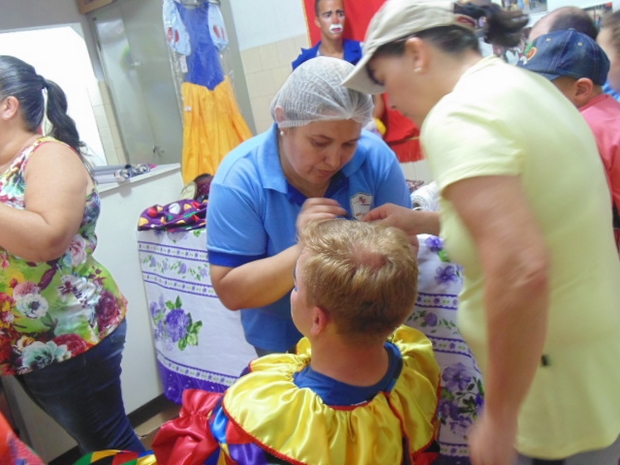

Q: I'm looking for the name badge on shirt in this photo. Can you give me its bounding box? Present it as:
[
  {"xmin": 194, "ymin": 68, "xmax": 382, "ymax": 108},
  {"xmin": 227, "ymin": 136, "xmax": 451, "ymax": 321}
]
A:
[{"xmin": 350, "ymin": 193, "xmax": 373, "ymax": 220}]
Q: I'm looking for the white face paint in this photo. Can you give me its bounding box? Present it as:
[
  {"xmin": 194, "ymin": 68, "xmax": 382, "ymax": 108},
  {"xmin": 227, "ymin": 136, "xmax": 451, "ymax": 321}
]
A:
[{"xmin": 329, "ymin": 23, "xmax": 343, "ymax": 34}]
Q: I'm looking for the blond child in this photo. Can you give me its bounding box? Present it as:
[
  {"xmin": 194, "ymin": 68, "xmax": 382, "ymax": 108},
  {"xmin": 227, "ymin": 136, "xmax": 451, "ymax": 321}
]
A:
[{"xmin": 153, "ymin": 219, "xmax": 441, "ymax": 465}]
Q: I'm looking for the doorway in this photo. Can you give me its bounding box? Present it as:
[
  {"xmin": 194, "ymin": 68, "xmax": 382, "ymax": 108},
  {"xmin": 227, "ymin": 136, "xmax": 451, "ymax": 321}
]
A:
[{"xmin": 90, "ymin": 0, "xmax": 184, "ymax": 165}]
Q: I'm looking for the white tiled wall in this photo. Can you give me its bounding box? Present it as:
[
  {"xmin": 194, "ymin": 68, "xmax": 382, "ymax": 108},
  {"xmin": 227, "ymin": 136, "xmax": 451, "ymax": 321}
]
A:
[
  {"xmin": 240, "ymin": 34, "xmax": 310, "ymax": 133},
  {"xmin": 86, "ymin": 81, "xmax": 128, "ymax": 166}
]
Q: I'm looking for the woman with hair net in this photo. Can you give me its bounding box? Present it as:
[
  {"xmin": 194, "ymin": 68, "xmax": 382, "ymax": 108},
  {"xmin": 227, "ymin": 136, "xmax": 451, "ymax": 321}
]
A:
[{"xmin": 207, "ymin": 56, "xmax": 411, "ymax": 355}]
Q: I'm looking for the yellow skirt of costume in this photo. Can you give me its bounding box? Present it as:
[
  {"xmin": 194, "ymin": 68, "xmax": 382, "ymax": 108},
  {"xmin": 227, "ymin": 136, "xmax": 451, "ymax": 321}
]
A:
[
  {"xmin": 152, "ymin": 326, "xmax": 442, "ymax": 465},
  {"xmin": 181, "ymin": 77, "xmax": 253, "ymax": 183}
]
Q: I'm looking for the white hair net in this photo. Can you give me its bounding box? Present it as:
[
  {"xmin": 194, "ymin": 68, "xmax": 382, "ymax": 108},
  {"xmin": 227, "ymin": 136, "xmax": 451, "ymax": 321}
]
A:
[{"xmin": 270, "ymin": 56, "xmax": 373, "ymax": 129}]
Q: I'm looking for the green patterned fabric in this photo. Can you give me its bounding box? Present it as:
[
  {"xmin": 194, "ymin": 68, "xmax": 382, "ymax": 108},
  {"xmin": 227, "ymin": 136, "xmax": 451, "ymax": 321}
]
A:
[
  {"xmin": 0, "ymin": 137, "xmax": 127, "ymax": 375},
  {"xmin": 73, "ymin": 450, "xmax": 157, "ymax": 465}
]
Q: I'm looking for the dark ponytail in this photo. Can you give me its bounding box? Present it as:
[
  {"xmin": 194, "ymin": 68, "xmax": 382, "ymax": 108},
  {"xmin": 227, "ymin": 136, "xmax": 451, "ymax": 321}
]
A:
[
  {"xmin": 0, "ymin": 55, "xmax": 84, "ymax": 155},
  {"xmin": 374, "ymin": 1, "xmax": 528, "ymax": 59},
  {"xmin": 44, "ymin": 79, "xmax": 83, "ymax": 153},
  {"xmin": 456, "ymin": 2, "xmax": 528, "ymax": 47},
  {"xmin": 416, "ymin": 2, "xmax": 528, "ymax": 53}
]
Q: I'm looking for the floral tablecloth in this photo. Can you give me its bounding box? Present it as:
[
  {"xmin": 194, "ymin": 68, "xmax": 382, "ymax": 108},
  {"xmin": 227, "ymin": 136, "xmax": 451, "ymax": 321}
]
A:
[
  {"xmin": 137, "ymin": 219, "xmax": 482, "ymax": 463},
  {"xmin": 137, "ymin": 228, "xmax": 256, "ymax": 404},
  {"xmin": 406, "ymin": 234, "xmax": 483, "ymax": 465}
]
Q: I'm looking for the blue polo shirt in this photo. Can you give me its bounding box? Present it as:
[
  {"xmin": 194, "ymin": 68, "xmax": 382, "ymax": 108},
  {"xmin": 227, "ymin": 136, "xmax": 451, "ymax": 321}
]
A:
[
  {"xmin": 207, "ymin": 124, "xmax": 411, "ymax": 351},
  {"xmin": 604, "ymin": 80, "xmax": 620, "ymax": 102},
  {"xmin": 292, "ymin": 39, "xmax": 363, "ymax": 70}
]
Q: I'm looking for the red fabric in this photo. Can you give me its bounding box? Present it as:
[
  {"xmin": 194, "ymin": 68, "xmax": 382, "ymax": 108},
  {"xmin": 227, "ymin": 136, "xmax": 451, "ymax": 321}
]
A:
[
  {"xmin": 415, "ymin": 451, "xmax": 441, "ymax": 465},
  {"xmin": 152, "ymin": 390, "xmax": 223, "ymax": 465},
  {"xmin": 0, "ymin": 412, "xmax": 44, "ymax": 465},
  {"xmin": 111, "ymin": 451, "xmax": 139, "ymax": 464},
  {"xmin": 580, "ymin": 94, "xmax": 620, "ymax": 222},
  {"xmin": 389, "ymin": 137, "xmax": 423, "ymax": 163},
  {"xmin": 380, "ymin": 94, "xmax": 423, "ymax": 163},
  {"xmin": 302, "ymin": 0, "xmax": 386, "ymax": 44}
]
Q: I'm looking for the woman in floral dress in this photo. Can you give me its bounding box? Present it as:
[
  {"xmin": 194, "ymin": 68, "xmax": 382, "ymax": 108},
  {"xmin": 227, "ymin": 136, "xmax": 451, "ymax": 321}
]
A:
[{"xmin": 0, "ymin": 56, "xmax": 144, "ymax": 453}]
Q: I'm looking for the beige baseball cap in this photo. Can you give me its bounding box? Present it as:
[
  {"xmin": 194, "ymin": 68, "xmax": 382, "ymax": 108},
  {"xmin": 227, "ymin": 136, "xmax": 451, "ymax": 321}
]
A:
[{"xmin": 342, "ymin": 0, "xmax": 476, "ymax": 95}]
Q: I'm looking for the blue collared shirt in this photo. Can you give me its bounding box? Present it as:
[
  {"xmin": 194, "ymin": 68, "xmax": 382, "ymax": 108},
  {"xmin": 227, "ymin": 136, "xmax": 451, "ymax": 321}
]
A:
[
  {"xmin": 207, "ymin": 124, "xmax": 411, "ymax": 351},
  {"xmin": 603, "ymin": 80, "xmax": 620, "ymax": 102}
]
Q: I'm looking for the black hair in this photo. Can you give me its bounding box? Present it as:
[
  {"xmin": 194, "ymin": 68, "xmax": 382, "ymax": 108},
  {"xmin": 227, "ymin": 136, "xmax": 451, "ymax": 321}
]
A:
[
  {"xmin": 373, "ymin": 1, "xmax": 528, "ymax": 59},
  {"xmin": 0, "ymin": 55, "xmax": 84, "ymax": 155},
  {"xmin": 549, "ymin": 7, "xmax": 598, "ymax": 39},
  {"xmin": 458, "ymin": 2, "xmax": 528, "ymax": 47}
]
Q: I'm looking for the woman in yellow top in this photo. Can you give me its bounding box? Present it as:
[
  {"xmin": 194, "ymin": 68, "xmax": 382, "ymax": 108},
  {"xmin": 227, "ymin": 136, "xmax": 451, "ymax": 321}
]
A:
[{"xmin": 344, "ymin": 1, "xmax": 620, "ymax": 464}]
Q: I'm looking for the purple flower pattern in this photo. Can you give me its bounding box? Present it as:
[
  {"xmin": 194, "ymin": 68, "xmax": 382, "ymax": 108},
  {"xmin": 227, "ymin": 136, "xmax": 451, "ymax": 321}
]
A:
[
  {"xmin": 137, "ymin": 229, "xmax": 253, "ymax": 410},
  {"xmin": 166, "ymin": 309, "xmax": 190, "ymax": 342},
  {"xmin": 424, "ymin": 312, "xmax": 438, "ymax": 327},
  {"xmin": 435, "ymin": 265, "xmax": 461, "ymax": 286},
  {"xmin": 443, "ymin": 363, "xmax": 473, "ymax": 391},
  {"xmin": 150, "ymin": 294, "xmax": 202, "ymax": 351},
  {"xmin": 406, "ymin": 233, "xmax": 483, "ymax": 464},
  {"xmin": 425, "ymin": 236, "xmax": 444, "ymax": 253}
]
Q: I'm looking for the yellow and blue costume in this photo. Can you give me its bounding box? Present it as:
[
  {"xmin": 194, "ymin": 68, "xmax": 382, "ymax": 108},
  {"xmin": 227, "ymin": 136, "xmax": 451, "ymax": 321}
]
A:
[{"xmin": 152, "ymin": 326, "xmax": 441, "ymax": 465}]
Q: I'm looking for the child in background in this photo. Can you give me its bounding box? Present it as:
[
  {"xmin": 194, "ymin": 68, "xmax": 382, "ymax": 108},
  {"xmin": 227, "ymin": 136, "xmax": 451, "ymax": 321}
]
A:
[
  {"xmin": 521, "ymin": 29, "xmax": 620, "ymax": 251},
  {"xmin": 152, "ymin": 219, "xmax": 441, "ymax": 465}
]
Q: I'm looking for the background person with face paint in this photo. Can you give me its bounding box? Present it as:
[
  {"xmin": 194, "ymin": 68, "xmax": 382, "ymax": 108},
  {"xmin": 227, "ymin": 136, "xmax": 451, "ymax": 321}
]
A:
[
  {"xmin": 292, "ymin": 0, "xmax": 362, "ymax": 69},
  {"xmin": 295, "ymin": 0, "xmax": 423, "ymax": 164},
  {"xmin": 207, "ymin": 57, "xmax": 411, "ymax": 356}
]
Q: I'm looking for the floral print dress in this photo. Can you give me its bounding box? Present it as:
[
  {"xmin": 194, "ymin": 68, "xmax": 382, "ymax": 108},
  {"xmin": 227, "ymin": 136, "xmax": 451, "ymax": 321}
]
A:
[{"xmin": 0, "ymin": 137, "xmax": 127, "ymax": 375}]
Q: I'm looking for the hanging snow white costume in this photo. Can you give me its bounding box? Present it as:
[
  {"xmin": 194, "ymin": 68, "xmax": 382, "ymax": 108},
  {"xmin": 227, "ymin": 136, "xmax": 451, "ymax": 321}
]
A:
[{"xmin": 152, "ymin": 326, "xmax": 441, "ymax": 465}]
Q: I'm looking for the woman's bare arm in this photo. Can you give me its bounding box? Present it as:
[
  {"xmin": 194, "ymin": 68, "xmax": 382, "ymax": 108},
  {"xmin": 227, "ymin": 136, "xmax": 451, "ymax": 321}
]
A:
[
  {"xmin": 0, "ymin": 142, "xmax": 89, "ymax": 262},
  {"xmin": 445, "ymin": 175, "xmax": 550, "ymax": 465}
]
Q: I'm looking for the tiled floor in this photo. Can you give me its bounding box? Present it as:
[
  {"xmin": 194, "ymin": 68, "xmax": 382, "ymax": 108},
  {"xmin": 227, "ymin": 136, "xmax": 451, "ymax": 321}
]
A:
[{"xmin": 135, "ymin": 400, "xmax": 181, "ymax": 449}]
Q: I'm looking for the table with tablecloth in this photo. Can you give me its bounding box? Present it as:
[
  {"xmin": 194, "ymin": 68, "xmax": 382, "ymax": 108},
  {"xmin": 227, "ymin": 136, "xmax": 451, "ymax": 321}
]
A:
[
  {"xmin": 137, "ymin": 206, "xmax": 482, "ymax": 465},
  {"xmin": 137, "ymin": 228, "xmax": 256, "ymax": 404}
]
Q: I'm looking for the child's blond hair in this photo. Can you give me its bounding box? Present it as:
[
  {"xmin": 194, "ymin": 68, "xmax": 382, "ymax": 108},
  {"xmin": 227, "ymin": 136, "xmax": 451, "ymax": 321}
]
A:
[{"xmin": 298, "ymin": 219, "xmax": 418, "ymax": 344}]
